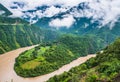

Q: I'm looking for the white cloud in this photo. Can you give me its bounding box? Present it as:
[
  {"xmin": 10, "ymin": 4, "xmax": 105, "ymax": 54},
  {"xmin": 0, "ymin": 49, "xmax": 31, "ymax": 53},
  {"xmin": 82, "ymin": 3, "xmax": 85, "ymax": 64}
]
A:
[
  {"xmin": 0, "ymin": 0, "xmax": 87, "ymax": 17},
  {"xmin": 1, "ymin": 0, "xmax": 120, "ymax": 28},
  {"xmin": 49, "ymin": 15, "xmax": 75, "ymax": 29},
  {"xmin": 42, "ymin": 6, "xmax": 68, "ymax": 17},
  {"xmin": 92, "ymin": 0, "xmax": 120, "ymax": 26},
  {"xmin": 70, "ymin": 0, "xmax": 120, "ymax": 27},
  {"xmin": 10, "ymin": 9, "xmax": 24, "ymax": 17}
]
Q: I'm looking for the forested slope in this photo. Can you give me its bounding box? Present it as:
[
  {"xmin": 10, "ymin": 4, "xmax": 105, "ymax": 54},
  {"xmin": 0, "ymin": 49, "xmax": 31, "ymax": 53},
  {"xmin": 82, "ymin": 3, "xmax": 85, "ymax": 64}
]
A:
[
  {"xmin": 14, "ymin": 35, "xmax": 104, "ymax": 77},
  {"xmin": 48, "ymin": 38, "xmax": 120, "ymax": 82},
  {"xmin": 0, "ymin": 16, "xmax": 59, "ymax": 54}
]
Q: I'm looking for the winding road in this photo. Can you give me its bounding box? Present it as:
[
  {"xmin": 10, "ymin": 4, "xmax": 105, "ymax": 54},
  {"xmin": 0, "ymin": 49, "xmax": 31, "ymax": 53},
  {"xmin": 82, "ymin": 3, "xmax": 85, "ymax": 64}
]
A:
[{"xmin": 0, "ymin": 45, "xmax": 96, "ymax": 82}]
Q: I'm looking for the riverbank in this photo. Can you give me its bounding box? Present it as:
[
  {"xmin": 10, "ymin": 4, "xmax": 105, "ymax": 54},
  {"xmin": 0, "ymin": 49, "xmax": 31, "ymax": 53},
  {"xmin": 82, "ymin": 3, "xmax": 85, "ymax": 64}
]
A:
[{"xmin": 0, "ymin": 45, "xmax": 96, "ymax": 82}]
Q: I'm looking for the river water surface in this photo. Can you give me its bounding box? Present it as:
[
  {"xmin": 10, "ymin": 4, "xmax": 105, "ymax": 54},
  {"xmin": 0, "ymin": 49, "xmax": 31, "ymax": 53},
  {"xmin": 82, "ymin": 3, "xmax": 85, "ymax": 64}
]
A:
[{"xmin": 0, "ymin": 45, "xmax": 96, "ymax": 82}]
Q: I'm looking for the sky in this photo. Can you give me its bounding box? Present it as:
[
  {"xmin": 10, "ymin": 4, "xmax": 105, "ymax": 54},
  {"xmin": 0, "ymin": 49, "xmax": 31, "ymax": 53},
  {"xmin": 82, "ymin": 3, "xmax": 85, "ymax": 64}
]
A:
[{"xmin": 1, "ymin": 0, "xmax": 120, "ymax": 28}]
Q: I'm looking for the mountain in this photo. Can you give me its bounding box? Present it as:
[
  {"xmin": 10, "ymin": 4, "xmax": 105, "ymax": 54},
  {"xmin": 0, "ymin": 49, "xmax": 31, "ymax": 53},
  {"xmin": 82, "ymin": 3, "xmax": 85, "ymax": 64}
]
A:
[
  {"xmin": 0, "ymin": 1, "xmax": 120, "ymax": 54},
  {"xmin": 2, "ymin": 1, "xmax": 115, "ymax": 29},
  {"xmin": 0, "ymin": 1, "xmax": 120, "ymax": 81},
  {"xmin": 0, "ymin": 3, "xmax": 120, "ymax": 54},
  {"xmin": 17, "ymin": 2, "xmax": 120, "ymax": 44},
  {"xmin": 0, "ymin": 3, "xmax": 61, "ymax": 54},
  {"xmin": 0, "ymin": 4, "xmax": 60, "ymax": 55},
  {"xmin": 31, "ymin": 3, "xmax": 102, "ymax": 30},
  {"xmin": 0, "ymin": 4, "xmax": 12, "ymax": 16},
  {"xmin": 2, "ymin": 1, "xmax": 120, "ymax": 36},
  {"xmin": 48, "ymin": 38, "xmax": 120, "ymax": 82},
  {"xmin": 36, "ymin": 16, "xmax": 120, "ymax": 47},
  {"xmin": 0, "ymin": 16, "xmax": 60, "ymax": 54}
]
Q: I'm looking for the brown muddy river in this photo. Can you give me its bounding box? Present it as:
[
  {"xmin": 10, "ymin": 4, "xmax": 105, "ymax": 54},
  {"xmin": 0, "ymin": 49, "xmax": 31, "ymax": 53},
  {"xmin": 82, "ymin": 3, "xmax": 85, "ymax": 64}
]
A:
[{"xmin": 0, "ymin": 45, "xmax": 96, "ymax": 82}]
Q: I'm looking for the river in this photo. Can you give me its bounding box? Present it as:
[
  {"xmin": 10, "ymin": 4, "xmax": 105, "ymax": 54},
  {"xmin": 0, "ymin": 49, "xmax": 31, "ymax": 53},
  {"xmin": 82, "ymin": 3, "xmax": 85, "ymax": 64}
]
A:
[{"xmin": 0, "ymin": 45, "xmax": 96, "ymax": 82}]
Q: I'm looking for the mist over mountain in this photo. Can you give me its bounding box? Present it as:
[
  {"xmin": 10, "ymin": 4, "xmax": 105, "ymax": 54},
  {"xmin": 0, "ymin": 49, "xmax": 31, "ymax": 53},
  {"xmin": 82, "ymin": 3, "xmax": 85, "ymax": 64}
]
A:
[
  {"xmin": 0, "ymin": 4, "xmax": 60, "ymax": 54},
  {"xmin": 1, "ymin": 1, "xmax": 120, "ymax": 82},
  {"xmin": 1, "ymin": 0, "xmax": 120, "ymax": 29}
]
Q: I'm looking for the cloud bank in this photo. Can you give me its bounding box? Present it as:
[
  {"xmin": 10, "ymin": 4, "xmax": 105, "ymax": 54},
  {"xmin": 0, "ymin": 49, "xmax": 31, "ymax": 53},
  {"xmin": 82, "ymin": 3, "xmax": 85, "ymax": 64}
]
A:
[
  {"xmin": 1, "ymin": 0, "xmax": 120, "ymax": 28},
  {"xmin": 49, "ymin": 15, "xmax": 75, "ymax": 29}
]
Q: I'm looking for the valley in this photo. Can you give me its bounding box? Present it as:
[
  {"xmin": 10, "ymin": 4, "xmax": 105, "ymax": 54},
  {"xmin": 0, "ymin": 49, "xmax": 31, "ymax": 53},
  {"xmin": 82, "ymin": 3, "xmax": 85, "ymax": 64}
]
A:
[
  {"xmin": 14, "ymin": 35, "xmax": 103, "ymax": 77},
  {"xmin": 0, "ymin": 1, "xmax": 120, "ymax": 82},
  {"xmin": 0, "ymin": 45, "xmax": 95, "ymax": 82},
  {"xmin": 48, "ymin": 38, "xmax": 120, "ymax": 82}
]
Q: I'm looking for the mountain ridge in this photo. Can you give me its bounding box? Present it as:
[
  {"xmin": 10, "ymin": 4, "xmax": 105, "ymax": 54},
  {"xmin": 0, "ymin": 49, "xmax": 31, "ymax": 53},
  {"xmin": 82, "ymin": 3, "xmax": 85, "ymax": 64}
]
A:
[
  {"xmin": 48, "ymin": 38, "xmax": 120, "ymax": 82},
  {"xmin": 0, "ymin": 4, "xmax": 12, "ymax": 16}
]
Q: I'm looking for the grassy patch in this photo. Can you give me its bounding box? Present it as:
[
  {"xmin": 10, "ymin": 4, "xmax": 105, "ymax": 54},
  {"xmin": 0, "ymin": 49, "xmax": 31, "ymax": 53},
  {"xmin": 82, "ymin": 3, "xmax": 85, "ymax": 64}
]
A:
[
  {"xmin": 37, "ymin": 46, "xmax": 50, "ymax": 56},
  {"xmin": 21, "ymin": 60, "xmax": 40, "ymax": 69}
]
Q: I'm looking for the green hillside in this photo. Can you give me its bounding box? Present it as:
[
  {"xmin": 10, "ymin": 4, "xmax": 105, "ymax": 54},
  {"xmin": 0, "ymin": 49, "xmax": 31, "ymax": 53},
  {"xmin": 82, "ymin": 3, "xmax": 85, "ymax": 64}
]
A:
[
  {"xmin": 48, "ymin": 38, "xmax": 120, "ymax": 82},
  {"xmin": 14, "ymin": 35, "xmax": 104, "ymax": 77},
  {"xmin": 0, "ymin": 16, "xmax": 59, "ymax": 54}
]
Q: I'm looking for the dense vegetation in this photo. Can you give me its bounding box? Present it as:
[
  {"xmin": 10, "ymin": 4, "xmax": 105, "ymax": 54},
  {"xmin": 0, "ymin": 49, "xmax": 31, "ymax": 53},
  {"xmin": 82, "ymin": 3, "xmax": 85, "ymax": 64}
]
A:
[
  {"xmin": 58, "ymin": 35, "xmax": 104, "ymax": 55},
  {"xmin": 14, "ymin": 35, "xmax": 104, "ymax": 77},
  {"xmin": 48, "ymin": 38, "xmax": 120, "ymax": 82},
  {"xmin": 0, "ymin": 16, "xmax": 59, "ymax": 54},
  {"xmin": 35, "ymin": 15, "xmax": 120, "ymax": 47}
]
